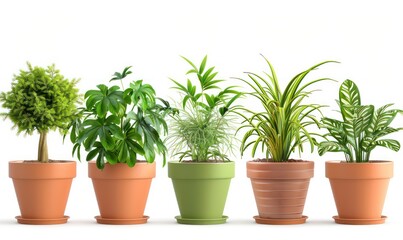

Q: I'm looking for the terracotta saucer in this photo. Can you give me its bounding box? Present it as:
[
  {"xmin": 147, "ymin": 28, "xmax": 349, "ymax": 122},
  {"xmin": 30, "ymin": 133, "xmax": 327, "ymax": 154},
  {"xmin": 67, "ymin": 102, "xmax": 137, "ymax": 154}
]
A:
[
  {"xmin": 333, "ymin": 215, "xmax": 386, "ymax": 225},
  {"xmin": 15, "ymin": 215, "xmax": 69, "ymax": 225},
  {"xmin": 175, "ymin": 215, "xmax": 228, "ymax": 225},
  {"xmin": 253, "ymin": 215, "xmax": 308, "ymax": 225},
  {"xmin": 95, "ymin": 215, "xmax": 149, "ymax": 224}
]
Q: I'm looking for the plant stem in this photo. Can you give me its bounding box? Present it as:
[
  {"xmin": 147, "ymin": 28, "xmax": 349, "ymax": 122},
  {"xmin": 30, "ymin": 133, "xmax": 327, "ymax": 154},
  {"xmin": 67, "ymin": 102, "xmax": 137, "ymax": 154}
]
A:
[{"xmin": 38, "ymin": 132, "xmax": 49, "ymax": 163}]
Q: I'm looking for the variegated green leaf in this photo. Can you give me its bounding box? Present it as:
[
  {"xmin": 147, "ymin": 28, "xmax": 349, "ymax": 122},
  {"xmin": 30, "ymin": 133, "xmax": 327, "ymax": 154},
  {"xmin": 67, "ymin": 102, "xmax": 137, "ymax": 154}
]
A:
[
  {"xmin": 354, "ymin": 105, "xmax": 374, "ymax": 134},
  {"xmin": 372, "ymin": 127, "xmax": 403, "ymax": 139},
  {"xmin": 367, "ymin": 104, "xmax": 397, "ymax": 134},
  {"xmin": 339, "ymin": 79, "xmax": 361, "ymax": 122},
  {"xmin": 318, "ymin": 141, "xmax": 347, "ymax": 156},
  {"xmin": 374, "ymin": 139, "xmax": 400, "ymax": 152},
  {"xmin": 321, "ymin": 117, "xmax": 347, "ymax": 144}
]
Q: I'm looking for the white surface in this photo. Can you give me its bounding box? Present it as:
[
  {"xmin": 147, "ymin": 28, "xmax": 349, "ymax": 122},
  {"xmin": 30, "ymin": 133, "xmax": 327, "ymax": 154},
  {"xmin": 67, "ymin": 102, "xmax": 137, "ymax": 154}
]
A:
[{"xmin": 1, "ymin": 0, "xmax": 402, "ymax": 239}]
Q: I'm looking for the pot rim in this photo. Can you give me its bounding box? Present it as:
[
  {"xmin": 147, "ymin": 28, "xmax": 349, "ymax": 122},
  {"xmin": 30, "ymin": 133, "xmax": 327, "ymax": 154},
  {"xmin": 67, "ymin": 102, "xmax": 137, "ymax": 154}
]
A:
[
  {"xmin": 325, "ymin": 160, "xmax": 393, "ymax": 165},
  {"xmin": 168, "ymin": 160, "xmax": 235, "ymax": 165},
  {"xmin": 9, "ymin": 160, "xmax": 76, "ymax": 164}
]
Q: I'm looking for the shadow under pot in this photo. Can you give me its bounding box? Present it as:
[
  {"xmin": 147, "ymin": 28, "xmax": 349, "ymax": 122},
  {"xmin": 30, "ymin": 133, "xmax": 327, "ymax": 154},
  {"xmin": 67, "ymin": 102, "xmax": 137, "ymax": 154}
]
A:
[{"xmin": 247, "ymin": 161, "xmax": 314, "ymax": 225}]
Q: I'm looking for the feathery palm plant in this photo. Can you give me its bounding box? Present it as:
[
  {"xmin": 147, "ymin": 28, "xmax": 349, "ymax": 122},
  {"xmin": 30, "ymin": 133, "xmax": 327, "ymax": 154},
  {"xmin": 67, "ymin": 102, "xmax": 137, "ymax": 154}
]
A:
[{"xmin": 166, "ymin": 55, "xmax": 241, "ymax": 162}]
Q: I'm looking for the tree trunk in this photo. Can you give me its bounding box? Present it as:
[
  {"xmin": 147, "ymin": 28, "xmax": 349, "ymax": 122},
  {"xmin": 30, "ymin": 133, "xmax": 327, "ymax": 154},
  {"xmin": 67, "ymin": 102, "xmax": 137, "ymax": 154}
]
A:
[{"xmin": 38, "ymin": 132, "xmax": 49, "ymax": 163}]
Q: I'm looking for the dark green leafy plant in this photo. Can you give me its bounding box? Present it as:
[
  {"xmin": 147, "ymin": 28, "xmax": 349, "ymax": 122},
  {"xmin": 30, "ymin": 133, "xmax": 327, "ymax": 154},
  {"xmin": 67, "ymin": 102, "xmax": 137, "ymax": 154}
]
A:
[
  {"xmin": 166, "ymin": 55, "xmax": 241, "ymax": 162},
  {"xmin": 236, "ymin": 55, "xmax": 336, "ymax": 162},
  {"xmin": 70, "ymin": 66, "xmax": 175, "ymax": 169},
  {"xmin": 0, "ymin": 63, "xmax": 80, "ymax": 163},
  {"xmin": 318, "ymin": 79, "xmax": 403, "ymax": 162}
]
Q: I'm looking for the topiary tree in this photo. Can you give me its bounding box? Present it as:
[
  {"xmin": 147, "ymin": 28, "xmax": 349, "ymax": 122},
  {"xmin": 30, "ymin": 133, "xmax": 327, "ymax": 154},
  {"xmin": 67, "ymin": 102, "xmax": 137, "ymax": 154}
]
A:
[{"xmin": 0, "ymin": 63, "xmax": 80, "ymax": 163}]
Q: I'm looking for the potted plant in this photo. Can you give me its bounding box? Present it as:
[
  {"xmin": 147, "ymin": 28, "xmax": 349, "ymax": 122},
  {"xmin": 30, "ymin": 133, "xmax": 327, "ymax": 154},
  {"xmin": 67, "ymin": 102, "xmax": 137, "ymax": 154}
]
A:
[
  {"xmin": 318, "ymin": 79, "xmax": 402, "ymax": 224},
  {"xmin": 166, "ymin": 55, "xmax": 241, "ymax": 224},
  {"xmin": 70, "ymin": 66, "xmax": 174, "ymax": 224},
  {"xmin": 0, "ymin": 63, "xmax": 80, "ymax": 224},
  {"xmin": 236, "ymin": 55, "xmax": 335, "ymax": 224}
]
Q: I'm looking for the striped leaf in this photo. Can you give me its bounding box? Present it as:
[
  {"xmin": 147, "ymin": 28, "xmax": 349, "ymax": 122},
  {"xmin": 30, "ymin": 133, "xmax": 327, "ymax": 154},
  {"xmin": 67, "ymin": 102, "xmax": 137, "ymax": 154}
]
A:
[
  {"xmin": 373, "ymin": 126, "xmax": 403, "ymax": 138},
  {"xmin": 354, "ymin": 105, "xmax": 374, "ymax": 134},
  {"xmin": 375, "ymin": 139, "xmax": 400, "ymax": 152},
  {"xmin": 367, "ymin": 104, "xmax": 397, "ymax": 133},
  {"xmin": 321, "ymin": 117, "xmax": 347, "ymax": 144},
  {"xmin": 342, "ymin": 105, "xmax": 374, "ymax": 147},
  {"xmin": 339, "ymin": 79, "xmax": 361, "ymax": 122},
  {"xmin": 318, "ymin": 141, "xmax": 347, "ymax": 156},
  {"xmin": 320, "ymin": 79, "xmax": 403, "ymax": 162}
]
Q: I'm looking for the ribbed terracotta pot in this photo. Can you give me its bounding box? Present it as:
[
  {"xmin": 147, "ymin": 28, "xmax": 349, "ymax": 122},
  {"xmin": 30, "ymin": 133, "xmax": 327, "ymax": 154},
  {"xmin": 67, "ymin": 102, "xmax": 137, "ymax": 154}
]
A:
[
  {"xmin": 168, "ymin": 161, "xmax": 235, "ymax": 224},
  {"xmin": 9, "ymin": 160, "xmax": 76, "ymax": 224},
  {"xmin": 88, "ymin": 161, "xmax": 155, "ymax": 224},
  {"xmin": 247, "ymin": 161, "xmax": 314, "ymax": 225},
  {"xmin": 326, "ymin": 160, "xmax": 393, "ymax": 225}
]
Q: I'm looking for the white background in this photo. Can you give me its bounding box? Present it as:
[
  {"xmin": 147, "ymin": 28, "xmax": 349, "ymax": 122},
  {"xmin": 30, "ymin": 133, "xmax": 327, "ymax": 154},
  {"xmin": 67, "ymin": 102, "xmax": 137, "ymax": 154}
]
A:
[{"xmin": 1, "ymin": 0, "xmax": 403, "ymax": 239}]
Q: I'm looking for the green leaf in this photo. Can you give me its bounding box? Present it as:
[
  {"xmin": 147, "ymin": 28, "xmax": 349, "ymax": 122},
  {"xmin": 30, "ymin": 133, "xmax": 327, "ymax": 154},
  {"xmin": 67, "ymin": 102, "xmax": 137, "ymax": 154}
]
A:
[
  {"xmin": 374, "ymin": 139, "xmax": 400, "ymax": 152},
  {"xmin": 226, "ymin": 93, "xmax": 242, "ymax": 109},
  {"xmin": 368, "ymin": 104, "xmax": 397, "ymax": 134},
  {"xmin": 72, "ymin": 143, "xmax": 81, "ymax": 161},
  {"xmin": 199, "ymin": 55, "xmax": 207, "ymax": 74},
  {"xmin": 108, "ymin": 124, "xmax": 124, "ymax": 139},
  {"xmin": 105, "ymin": 151, "xmax": 118, "ymax": 164},
  {"xmin": 96, "ymin": 151, "xmax": 105, "ymax": 169},
  {"xmin": 98, "ymin": 127, "xmax": 114, "ymax": 150},
  {"xmin": 118, "ymin": 142, "xmax": 129, "ymax": 163},
  {"xmin": 86, "ymin": 148, "xmax": 100, "ymax": 161},
  {"xmin": 105, "ymin": 115, "xmax": 120, "ymax": 124},
  {"xmin": 205, "ymin": 94, "xmax": 215, "ymax": 108},
  {"xmin": 318, "ymin": 141, "xmax": 347, "ymax": 156},
  {"xmin": 82, "ymin": 127, "xmax": 99, "ymax": 150},
  {"xmin": 126, "ymin": 139, "xmax": 145, "ymax": 155},
  {"xmin": 339, "ymin": 79, "xmax": 361, "ymax": 121},
  {"xmin": 110, "ymin": 66, "xmax": 132, "ymax": 81},
  {"xmin": 127, "ymin": 128, "xmax": 142, "ymax": 142},
  {"xmin": 181, "ymin": 56, "xmax": 198, "ymax": 71},
  {"xmin": 219, "ymin": 106, "xmax": 228, "ymax": 116}
]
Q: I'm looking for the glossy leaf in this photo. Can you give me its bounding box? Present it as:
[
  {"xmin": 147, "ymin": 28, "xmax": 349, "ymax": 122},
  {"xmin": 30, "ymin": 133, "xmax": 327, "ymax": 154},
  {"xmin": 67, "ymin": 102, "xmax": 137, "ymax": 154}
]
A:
[{"xmin": 69, "ymin": 67, "xmax": 173, "ymax": 169}]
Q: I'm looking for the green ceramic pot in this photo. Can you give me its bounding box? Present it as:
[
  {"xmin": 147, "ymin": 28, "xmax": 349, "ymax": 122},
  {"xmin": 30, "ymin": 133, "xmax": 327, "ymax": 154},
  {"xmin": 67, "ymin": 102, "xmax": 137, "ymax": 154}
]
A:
[{"xmin": 168, "ymin": 161, "xmax": 235, "ymax": 224}]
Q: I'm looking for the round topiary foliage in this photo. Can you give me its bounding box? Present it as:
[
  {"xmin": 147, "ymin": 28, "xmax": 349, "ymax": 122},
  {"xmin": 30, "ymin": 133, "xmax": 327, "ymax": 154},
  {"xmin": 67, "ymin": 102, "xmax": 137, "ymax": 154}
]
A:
[{"xmin": 0, "ymin": 63, "xmax": 80, "ymax": 162}]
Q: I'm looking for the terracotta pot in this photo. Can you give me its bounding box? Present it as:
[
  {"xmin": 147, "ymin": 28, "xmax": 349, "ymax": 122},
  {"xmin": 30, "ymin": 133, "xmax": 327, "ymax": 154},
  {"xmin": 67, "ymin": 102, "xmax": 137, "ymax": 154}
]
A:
[
  {"xmin": 247, "ymin": 161, "xmax": 314, "ymax": 224},
  {"xmin": 326, "ymin": 160, "xmax": 393, "ymax": 224},
  {"xmin": 88, "ymin": 161, "xmax": 155, "ymax": 224},
  {"xmin": 168, "ymin": 161, "xmax": 235, "ymax": 224},
  {"xmin": 9, "ymin": 160, "xmax": 76, "ymax": 224}
]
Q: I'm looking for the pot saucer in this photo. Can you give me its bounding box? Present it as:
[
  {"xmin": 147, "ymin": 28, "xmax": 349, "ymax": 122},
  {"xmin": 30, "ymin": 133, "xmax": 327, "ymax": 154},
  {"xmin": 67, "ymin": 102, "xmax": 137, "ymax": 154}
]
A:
[
  {"xmin": 95, "ymin": 215, "xmax": 149, "ymax": 224},
  {"xmin": 175, "ymin": 215, "xmax": 228, "ymax": 224},
  {"xmin": 15, "ymin": 215, "xmax": 69, "ymax": 225},
  {"xmin": 333, "ymin": 215, "xmax": 386, "ymax": 225},
  {"xmin": 253, "ymin": 215, "xmax": 308, "ymax": 225}
]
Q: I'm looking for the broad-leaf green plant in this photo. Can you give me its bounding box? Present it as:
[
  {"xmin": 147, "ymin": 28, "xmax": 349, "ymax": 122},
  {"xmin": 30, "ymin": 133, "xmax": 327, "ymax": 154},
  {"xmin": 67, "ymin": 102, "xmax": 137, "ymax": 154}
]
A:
[
  {"xmin": 166, "ymin": 55, "xmax": 241, "ymax": 162},
  {"xmin": 0, "ymin": 63, "xmax": 80, "ymax": 163},
  {"xmin": 236, "ymin": 55, "xmax": 336, "ymax": 162},
  {"xmin": 70, "ymin": 67, "xmax": 175, "ymax": 169},
  {"xmin": 318, "ymin": 79, "xmax": 403, "ymax": 162}
]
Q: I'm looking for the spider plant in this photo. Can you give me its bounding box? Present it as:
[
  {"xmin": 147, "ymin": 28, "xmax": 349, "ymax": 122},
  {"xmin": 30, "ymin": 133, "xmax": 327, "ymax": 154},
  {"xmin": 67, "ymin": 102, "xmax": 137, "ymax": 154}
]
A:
[
  {"xmin": 166, "ymin": 55, "xmax": 241, "ymax": 162},
  {"xmin": 236, "ymin": 55, "xmax": 336, "ymax": 162},
  {"xmin": 318, "ymin": 79, "xmax": 403, "ymax": 162}
]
